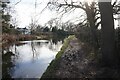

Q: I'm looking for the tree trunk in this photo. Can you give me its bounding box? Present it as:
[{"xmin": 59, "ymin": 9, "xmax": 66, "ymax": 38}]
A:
[
  {"xmin": 85, "ymin": 3, "xmax": 99, "ymax": 48},
  {"xmin": 99, "ymin": 2, "xmax": 116, "ymax": 66}
]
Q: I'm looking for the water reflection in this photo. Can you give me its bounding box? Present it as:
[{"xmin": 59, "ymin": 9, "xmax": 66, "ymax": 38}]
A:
[
  {"xmin": 2, "ymin": 51, "xmax": 15, "ymax": 79},
  {"xmin": 2, "ymin": 39, "xmax": 63, "ymax": 78}
]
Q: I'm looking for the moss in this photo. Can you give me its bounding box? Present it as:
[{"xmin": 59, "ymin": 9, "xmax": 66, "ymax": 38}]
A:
[
  {"xmin": 55, "ymin": 35, "xmax": 75, "ymax": 59},
  {"xmin": 40, "ymin": 35, "xmax": 75, "ymax": 79}
]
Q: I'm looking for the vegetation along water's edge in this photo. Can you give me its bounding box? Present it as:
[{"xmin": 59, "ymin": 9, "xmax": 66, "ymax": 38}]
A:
[
  {"xmin": 40, "ymin": 35, "xmax": 75, "ymax": 79},
  {"xmin": 40, "ymin": 34, "xmax": 120, "ymax": 79}
]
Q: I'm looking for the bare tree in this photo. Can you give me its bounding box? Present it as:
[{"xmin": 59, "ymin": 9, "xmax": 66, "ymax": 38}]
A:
[
  {"xmin": 29, "ymin": 17, "xmax": 38, "ymax": 34},
  {"xmin": 113, "ymin": 0, "xmax": 120, "ymax": 15},
  {"xmin": 46, "ymin": 0, "xmax": 100, "ymax": 47}
]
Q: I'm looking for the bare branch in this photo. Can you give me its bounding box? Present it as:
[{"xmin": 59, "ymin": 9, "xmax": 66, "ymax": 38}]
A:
[
  {"xmin": 95, "ymin": 21, "xmax": 101, "ymax": 29},
  {"xmin": 39, "ymin": 3, "xmax": 49, "ymax": 14},
  {"xmin": 15, "ymin": 0, "xmax": 21, "ymax": 5},
  {"xmin": 59, "ymin": 3, "xmax": 86, "ymax": 11},
  {"xmin": 64, "ymin": 0, "xmax": 67, "ymax": 4},
  {"xmin": 112, "ymin": 0, "xmax": 118, "ymax": 7},
  {"xmin": 94, "ymin": 17, "xmax": 100, "ymax": 23},
  {"xmin": 77, "ymin": 19, "xmax": 87, "ymax": 26},
  {"xmin": 114, "ymin": 17, "xmax": 120, "ymax": 20}
]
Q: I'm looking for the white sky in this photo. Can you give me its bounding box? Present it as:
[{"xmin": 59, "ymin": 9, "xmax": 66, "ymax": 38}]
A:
[
  {"xmin": 9, "ymin": 0, "xmax": 119, "ymax": 28},
  {"xmin": 9, "ymin": 0, "xmax": 84, "ymax": 28},
  {"xmin": 10, "ymin": 0, "xmax": 55, "ymax": 28}
]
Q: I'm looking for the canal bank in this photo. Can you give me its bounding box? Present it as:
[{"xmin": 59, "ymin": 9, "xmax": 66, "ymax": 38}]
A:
[
  {"xmin": 41, "ymin": 35, "xmax": 76, "ymax": 78},
  {"xmin": 40, "ymin": 35, "xmax": 96, "ymax": 78},
  {"xmin": 41, "ymin": 35, "xmax": 120, "ymax": 79}
]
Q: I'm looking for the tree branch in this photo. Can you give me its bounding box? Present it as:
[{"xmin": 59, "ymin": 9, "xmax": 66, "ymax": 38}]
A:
[
  {"xmin": 59, "ymin": 3, "xmax": 86, "ymax": 11},
  {"xmin": 15, "ymin": 0, "xmax": 22, "ymax": 5},
  {"xmin": 112, "ymin": 0, "xmax": 117, "ymax": 7},
  {"xmin": 94, "ymin": 17, "xmax": 100, "ymax": 23},
  {"xmin": 95, "ymin": 21, "xmax": 101, "ymax": 29}
]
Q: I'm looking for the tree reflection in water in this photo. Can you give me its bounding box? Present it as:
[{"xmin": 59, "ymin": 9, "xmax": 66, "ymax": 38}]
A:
[
  {"xmin": 2, "ymin": 36, "xmax": 66, "ymax": 78},
  {"xmin": 31, "ymin": 41, "xmax": 37, "ymax": 62},
  {"xmin": 48, "ymin": 36, "xmax": 65, "ymax": 51},
  {"xmin": 2, "ymin": 51, "xmax": 15, "ymax": 79},
  {"xmin": 2, "ymin": 44, "xmax": 19, "ymax": 79}
]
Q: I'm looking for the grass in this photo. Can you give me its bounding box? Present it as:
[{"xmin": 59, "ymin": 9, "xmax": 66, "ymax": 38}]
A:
[
  {"xmin": 40, "ymin": 35, "xmax": 75, "ymax": 79},
  {"xmin": 2, "ymin": 34, "xmax": 37, "ymax": 43},
  {"xmin": 55, "ymin": 35, "xmax": 75, "ymax": 59}
]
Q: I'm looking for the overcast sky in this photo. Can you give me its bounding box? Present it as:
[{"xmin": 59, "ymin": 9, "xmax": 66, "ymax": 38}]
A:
[
  {"xmin": 8, "ymin": 0, "xmax": 85, "ymax": 28},
  {"xmin": 10, "ymin": 0, "xmax": 55, "ymax": 28},
  {"xmin": 9, "ymin": 0, "xmax": 119, "ymax": 28}
]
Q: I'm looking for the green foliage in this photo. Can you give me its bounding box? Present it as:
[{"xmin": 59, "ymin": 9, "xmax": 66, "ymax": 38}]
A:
[
  {"xmin": 56, "ymin": 35, "xmax": 75, "ymax": 59},
  {"xmin": 2, "ymin": 21, "xmax": 10, "ymax": 33},
  {"xmin": 75, "ymin": 27, "xmax": 92, "ymax": 43},
  {"xmin": 1, "ymin": 2, "xmax": 12, "ymax": 34},
  {"xmin": 2, "ymin": 14, "xmax": 11, "ymax": 21},
  {"xmin": 51, "ymin": 27, "xmax": 57, "ymax": 32},
  {"xmin": 75, "ymin": 26, "xmax": 101, "ymax": 48},
  {"xmin": 52, "ymin": 27, "xmax": 70, "ymax": 37},
  {"xmin": 43, "ymin": 27, "xmax": 50, "ymax": 32},
  {"xmin": 1, "ymin": 3, "xmax": 7, "ymax": 8},
  {"xmin": 1, "ymin": 1, "xmax": 19, "ymax": 34}
]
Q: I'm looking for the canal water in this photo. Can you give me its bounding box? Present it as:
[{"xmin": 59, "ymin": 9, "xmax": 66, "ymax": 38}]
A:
[{"xmin": 2, "ymin": 39, "xmax": 63, "ymax": 78}]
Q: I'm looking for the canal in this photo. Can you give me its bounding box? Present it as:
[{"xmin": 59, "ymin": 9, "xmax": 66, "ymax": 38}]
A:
[{"xmin": 2, "ymin": 39, "xmax": 63, "ymax": 78}]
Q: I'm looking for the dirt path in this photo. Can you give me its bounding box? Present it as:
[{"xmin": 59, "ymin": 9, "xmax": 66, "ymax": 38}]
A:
[
  {"xmin": 51, "ymin": 37, "xmax": 96, "ymax": 78},
  {"xmin": 41, "ymin": 37, "xmax": 120, "ymax": 79}
]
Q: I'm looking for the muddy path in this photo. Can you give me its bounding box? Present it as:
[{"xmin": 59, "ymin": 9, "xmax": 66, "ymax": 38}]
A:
[{"xmin": 41, "ymin": 37, "xmax": 120, "ymax": 79}]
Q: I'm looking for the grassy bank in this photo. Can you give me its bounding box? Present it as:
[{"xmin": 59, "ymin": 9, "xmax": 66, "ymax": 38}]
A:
[
  {"xmin": 2, "ymin": 34, "xmax": 37, "ymax": 43},
  {"xmin": 2, "ymin": 34, "xmax": 53, "ymax": 44},
  {"xmin": 40, "ymin": 35, "xmax": 75, "ymax": 79}
]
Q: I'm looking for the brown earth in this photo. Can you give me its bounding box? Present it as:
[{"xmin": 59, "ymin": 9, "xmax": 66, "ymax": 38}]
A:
[{"xmin": 41, "ymin": 37, "xmax": 120, "ymax": 79}]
